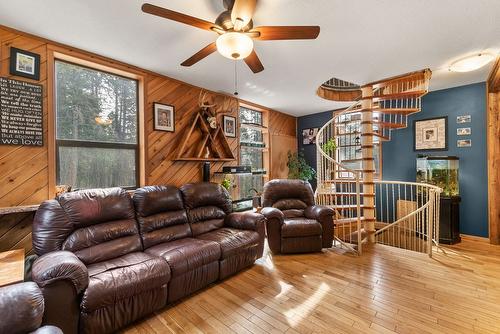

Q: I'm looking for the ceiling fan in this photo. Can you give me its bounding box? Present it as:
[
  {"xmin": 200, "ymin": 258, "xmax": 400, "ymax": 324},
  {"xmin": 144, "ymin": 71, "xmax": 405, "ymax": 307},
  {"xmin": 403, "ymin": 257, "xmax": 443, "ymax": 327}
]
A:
[{"xmin": 142, "ymin": 0, "xmax": 320, "ymax": 73}]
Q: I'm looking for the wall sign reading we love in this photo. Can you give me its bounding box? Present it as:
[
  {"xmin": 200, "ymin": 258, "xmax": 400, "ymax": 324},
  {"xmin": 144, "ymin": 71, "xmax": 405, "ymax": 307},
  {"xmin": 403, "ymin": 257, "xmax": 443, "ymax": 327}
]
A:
[{"xmin": 0, "ymin": 77, "xmax": 43, "ymax": 146}]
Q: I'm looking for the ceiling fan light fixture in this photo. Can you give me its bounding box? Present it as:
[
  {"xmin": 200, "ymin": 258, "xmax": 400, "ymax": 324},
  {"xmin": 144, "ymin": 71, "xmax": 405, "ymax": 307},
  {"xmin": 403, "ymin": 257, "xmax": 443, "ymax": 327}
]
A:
[
  {"xmin": 216, "ymin": 32, "xmax": 254, "ymax": 60},
  {"xmin": 449, "ymin": 53, "xmax": 495, "ymax": 72}
]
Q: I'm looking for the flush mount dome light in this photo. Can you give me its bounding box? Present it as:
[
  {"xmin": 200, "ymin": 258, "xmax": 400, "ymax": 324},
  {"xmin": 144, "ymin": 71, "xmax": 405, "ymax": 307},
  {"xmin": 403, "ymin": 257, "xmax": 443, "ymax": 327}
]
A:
[
  {"xmin": 216, "ymin": 32, "xmax": 254, "ymax": 60},
  {"xmin": 449, "ymin": 53, "xmax": 495, "ymax": 73}
]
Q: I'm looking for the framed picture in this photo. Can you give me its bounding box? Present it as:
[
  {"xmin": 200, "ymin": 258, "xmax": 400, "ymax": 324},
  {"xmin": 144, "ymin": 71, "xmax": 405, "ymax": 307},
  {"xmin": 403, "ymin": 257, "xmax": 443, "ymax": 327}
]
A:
[
  {"xmin": 414, "ymin": 117, "xmax": 448, "ymax": 151},
  {"xmin": 456, "ymin": 115, "xmax": 471, "ymax": 124},
  {"xmin": 302, "ymin": 127, "xmax": 319, "ymax": 145},
  {"xmin": 9, "ymin": 47, "xmax": 41, "ymax": 80},
  {"xmin": 223, "ymin": 115, "xmax": 236, "ymax": 138},
  {"xmin": 154, "ymin": 103, "xmax": 174, "ymax": 132},
  {"xmin": 457, "ymin": 139, "xmax": 472, "ymax": 147},
  {"xmin": 457, "ymin": 127, "xmax": 471, "ymax": 136}
]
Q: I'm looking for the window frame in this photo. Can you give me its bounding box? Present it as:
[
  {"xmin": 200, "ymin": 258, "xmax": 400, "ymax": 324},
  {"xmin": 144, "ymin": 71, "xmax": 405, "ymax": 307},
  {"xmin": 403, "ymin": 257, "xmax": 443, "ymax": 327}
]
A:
[{"xmin": 52, "ymin": 55, "xmax": 143, "ymax": 191}]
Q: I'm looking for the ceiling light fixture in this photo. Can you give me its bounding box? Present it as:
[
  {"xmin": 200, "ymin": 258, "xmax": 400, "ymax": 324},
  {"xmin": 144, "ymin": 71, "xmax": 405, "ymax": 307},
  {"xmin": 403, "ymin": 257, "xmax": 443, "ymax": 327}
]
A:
[
  {"xmin": 216, "ymin": 32, "xmax": 254, "ymax": 60},
  {"xmin": 449, "ymin": 53, "xmax": 495, "ymax": 73}
]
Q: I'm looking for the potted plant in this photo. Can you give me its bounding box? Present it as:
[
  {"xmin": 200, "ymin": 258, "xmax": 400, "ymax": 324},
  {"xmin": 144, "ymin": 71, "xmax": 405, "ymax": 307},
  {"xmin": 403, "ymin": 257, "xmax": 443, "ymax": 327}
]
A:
[{"xmin": 287, "ymin": 151, "xmax": 316, "ymax": 181}]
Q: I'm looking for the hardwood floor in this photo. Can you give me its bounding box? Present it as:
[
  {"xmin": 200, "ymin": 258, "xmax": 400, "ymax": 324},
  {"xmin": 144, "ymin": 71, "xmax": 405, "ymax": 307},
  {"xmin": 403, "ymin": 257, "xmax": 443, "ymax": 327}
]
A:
[{"xmin": 122, "ymin": 240, "xmax": 500, "ymax": 334}]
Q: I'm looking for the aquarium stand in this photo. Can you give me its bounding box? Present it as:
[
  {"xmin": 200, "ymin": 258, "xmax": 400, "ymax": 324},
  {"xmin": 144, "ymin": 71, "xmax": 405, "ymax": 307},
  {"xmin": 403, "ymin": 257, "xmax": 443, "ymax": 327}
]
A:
[{"xmin": 439, "ymin": 196, "xmax": 461, "ymax": 244}]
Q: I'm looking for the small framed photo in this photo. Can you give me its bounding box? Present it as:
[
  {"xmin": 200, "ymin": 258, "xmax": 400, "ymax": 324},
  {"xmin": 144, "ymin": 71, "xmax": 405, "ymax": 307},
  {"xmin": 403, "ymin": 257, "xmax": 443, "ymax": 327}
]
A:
[
  {"xmin": 10, "ymin": 47, "xmax": 41, "ymax": 80},
  {"xmin": 414, "ymin": 117, "xmax": 448, "ymax": 151},
  {"xmin": 457, "ymin": 127, "xmax": 471, "ymax": 136},
  {"xmin": 457, "ymin": 115, "xmax": 471, "ymax": 124},
  {"xmin": 154, "ymin": 103, "xmax": 175, "ymax": 132},
  {"xmin": 223, "ymin": 116, "xmax": 236, "ymax": 138},
  {"xmin": 457, "ymin": 139, "xmax": 472, "ymax": 147},
  {"xmin": 302, "ymin": 127, "xmax": 319, "ymax": 145}
]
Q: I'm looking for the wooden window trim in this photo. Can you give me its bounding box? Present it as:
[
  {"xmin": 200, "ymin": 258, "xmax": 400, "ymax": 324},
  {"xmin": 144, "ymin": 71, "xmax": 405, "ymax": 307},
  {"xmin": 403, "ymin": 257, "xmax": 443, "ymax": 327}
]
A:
[{"xmin": 47, "ymin": 50, "xmax": 146, "ymax": 196}]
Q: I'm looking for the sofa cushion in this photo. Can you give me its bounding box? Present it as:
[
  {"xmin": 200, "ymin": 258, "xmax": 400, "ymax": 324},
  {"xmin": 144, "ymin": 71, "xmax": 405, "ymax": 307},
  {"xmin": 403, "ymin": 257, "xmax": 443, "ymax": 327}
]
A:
[
  {"xmin": 82, "ymin": 252, "xmax": 170, "ymax": 312},
  {"xmin": 196, "ymin": 228, "xmax": 260, "ymax": 259},
  {"xmin": 282, "ymin": 218, "xmax": 322, "ymax": 238},
  {"xmin": 144, "ymin": 238, "xmax": 220, "ymax": 277},
  {"xmin": 133, "ymin": 186, "xmax": 192, "ymax": 248},
  {"xmin": 180, "ymin": 182, "xmax": 232, "ymax": 236}
]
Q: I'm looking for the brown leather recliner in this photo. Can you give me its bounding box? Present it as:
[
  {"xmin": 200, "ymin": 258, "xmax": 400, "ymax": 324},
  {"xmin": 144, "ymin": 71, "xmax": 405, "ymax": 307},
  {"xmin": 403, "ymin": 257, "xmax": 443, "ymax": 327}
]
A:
[
  {"xmin": 31, "ymin": 188, "xmax": 171, "ymax": 334},
  {"xmin": 180, "ymin": 182, "xmax": 266, "ymax": 279},
  {"xmin": 261, "ymin": 179, "xmax": 334, "ymax": 254},
  {"xmin": 0, "ymin": 282, "xmax": 62, "ymax": 334}
]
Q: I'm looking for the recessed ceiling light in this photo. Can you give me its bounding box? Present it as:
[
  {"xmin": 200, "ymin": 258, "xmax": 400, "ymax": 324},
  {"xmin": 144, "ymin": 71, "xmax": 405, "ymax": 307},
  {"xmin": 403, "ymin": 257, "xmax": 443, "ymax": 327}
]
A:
[{"xmin": 449, "ymin": 53, "xmax": 496, "ymax": 73}]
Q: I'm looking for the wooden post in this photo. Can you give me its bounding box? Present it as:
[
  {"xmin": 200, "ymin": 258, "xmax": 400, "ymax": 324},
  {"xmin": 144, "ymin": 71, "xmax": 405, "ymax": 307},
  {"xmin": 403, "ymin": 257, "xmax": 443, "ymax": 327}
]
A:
[
  {"xmin": 361, "ymin": 85, "xmax": 375, "ymax": 242},
  {"xmin": 487, "ymin": 58, "xmax": 500, "ymax": 245}
]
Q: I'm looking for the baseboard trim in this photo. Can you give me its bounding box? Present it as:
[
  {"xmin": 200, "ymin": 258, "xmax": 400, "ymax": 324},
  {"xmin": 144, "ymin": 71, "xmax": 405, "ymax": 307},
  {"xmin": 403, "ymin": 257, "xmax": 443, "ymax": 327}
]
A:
[{"xmin": 460, "ymin": 234, "xmax": 490, "ymax": 243}]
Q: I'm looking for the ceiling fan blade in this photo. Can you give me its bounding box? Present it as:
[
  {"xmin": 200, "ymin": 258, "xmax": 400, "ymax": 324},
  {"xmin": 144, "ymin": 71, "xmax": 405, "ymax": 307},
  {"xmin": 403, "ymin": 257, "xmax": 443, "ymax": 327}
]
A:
[
  {"xmin": 142, "ymin": 3, "xmax": 220, "ymax": 32},
  {"xmin": 231, "ymin": 0, "xmax": 257, "ymax": 31},
  {"xmin": 252, "ymin": 26, "xmax": 320, "ymax": 40},
  {"xmin": 181, "ymin": 42, "xmax": 218, "ymax": 67},
  {"xmin": 244, "ymin": 50, "xmax": 264, "ymax": 73}
]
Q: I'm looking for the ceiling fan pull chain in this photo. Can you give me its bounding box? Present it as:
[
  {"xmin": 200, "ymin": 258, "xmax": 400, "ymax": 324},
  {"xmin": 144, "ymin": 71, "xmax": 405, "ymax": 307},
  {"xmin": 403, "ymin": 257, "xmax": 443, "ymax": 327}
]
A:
[{"xmin": 234, "ymin": 60, "xmax": 239, "ymax": 96}]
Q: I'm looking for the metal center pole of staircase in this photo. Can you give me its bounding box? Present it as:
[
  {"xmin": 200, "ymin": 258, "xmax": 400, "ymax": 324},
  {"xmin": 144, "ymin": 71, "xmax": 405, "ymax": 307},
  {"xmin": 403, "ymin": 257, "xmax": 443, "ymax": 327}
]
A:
[{"xmin": 360, "ymin": 85, "xmax": 376, "ymax": 242}]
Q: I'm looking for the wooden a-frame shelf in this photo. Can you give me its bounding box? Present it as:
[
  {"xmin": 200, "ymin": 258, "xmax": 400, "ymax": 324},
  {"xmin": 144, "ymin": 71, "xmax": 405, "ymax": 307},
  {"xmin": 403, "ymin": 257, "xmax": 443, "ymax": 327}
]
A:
[{"xmin": 175, "ymin": 112, "xmax": 236, "ymax": 162}]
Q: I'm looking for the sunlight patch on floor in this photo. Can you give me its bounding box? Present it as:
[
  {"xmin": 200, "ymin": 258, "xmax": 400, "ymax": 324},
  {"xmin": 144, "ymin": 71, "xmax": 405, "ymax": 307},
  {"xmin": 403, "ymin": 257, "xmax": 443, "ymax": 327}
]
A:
[{"xmin": 284, "ymin": 282, "xmax": 330, "ymax": 327}]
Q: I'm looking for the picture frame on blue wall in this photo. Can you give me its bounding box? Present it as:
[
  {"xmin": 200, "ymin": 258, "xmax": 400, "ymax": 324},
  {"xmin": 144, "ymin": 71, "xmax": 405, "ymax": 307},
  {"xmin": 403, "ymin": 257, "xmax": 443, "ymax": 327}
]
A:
[
  {"xmin": 457, "ymin": 139, "xmax": 472, "ymax": 147},
  {"xmin": 302, "ymin": 127, "xmax": 319, "ymax": 145},
  {"xmin": 457, "ymin": 127, "xmax": 471, "ymax": 136},
  {"xmin": 414, "ymin": 117, "xmax": 448, "ymax": 151},
  {"xmin": 456, "ymin": 115, "xmax": 471, "ymax": 123}
]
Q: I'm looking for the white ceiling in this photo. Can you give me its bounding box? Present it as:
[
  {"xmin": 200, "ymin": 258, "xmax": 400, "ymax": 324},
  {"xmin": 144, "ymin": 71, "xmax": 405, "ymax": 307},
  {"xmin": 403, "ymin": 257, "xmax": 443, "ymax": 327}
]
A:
[{"xmin": 1, "ymin": 0, "xmax": 499, "ymax": 116}]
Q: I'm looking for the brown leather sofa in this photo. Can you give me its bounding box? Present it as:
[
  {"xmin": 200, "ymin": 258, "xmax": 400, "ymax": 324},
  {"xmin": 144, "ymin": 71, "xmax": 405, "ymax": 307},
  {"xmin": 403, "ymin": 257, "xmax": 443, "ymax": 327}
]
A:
[
  {"xmin": 0, "ymin": 281, "xmax": 62, "ymax": 334},
  {"xmin": 30, "ymin": 183, "xmax": 265, "ymax": 334},
  {"xmin": 261, "ymin": 179, "xmax": 334, "ymax": 254}
]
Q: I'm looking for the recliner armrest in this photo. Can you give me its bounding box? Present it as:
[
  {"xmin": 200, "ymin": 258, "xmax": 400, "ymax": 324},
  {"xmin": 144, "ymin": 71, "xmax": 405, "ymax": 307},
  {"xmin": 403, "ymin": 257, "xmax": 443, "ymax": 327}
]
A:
[
  {"xmin": 305, "ymin": 205, "xmax": 334, "ymax": 248},
  {"xmin": 32, "ymin": 251, "xmax": 89, "ymax": 295},
  {"xmin": 304, "ymin": 205, "xmax": 334, "ymax": 222},
  {"xmin": 0, "ymin": 282, "xmax": 44, "ymax": 334},
  {"xmin": 261, "ymin": 207, "xmax": 285, "ymax": 224},
  {"xmin": 225, "ymin": 211, "xmax": 266, "ymax": 231}
]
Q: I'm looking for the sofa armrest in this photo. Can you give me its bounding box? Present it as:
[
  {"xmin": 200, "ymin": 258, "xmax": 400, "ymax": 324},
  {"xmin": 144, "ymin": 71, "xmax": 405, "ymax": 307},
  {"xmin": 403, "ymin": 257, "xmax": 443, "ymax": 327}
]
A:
[
  {"xmin": 225, "ymin": 211, "xmax": 266, "ymax": 232},
  {"xmin": 305, "ymin": 205, "xmax": 334, "ymax": 248},
  {"xmin": 32, "ymin": 251, "xmax": 89, "ymax": 295},
  {"xmin": 225, "ymin": 211, "xmax": 266, "ymax": 258},
  {"xmin": 0, "ymin": 282, "xmax": 44, "ymax": 334}
]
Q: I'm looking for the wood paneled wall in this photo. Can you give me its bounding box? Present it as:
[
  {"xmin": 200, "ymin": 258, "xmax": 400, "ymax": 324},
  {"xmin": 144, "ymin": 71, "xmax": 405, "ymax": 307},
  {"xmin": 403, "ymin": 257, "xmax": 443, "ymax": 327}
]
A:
[
  {"xmin": 0, "ymin": 24, "xmax": 296, "ymax": 206},
  {"xmin": 0, "ymin": 29, "xmax": 50, "ymax": 208}
]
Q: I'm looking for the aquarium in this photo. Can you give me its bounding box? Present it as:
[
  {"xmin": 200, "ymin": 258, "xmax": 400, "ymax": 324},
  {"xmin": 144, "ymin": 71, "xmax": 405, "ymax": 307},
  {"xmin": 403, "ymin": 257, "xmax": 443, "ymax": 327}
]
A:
[
  {"xmin": 212, "ymin": 167, "xmax": 264, "ymax": 211},
  {"xmin": 416, "ymin": 156, "xmax": 459, "ymax": 197}
]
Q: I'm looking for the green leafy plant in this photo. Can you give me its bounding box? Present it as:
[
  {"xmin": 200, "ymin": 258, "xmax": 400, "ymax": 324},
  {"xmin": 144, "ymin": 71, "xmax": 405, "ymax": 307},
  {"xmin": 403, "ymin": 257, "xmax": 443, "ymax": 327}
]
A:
[
  {"xmin": 221, "ymin": 177, "xmax": 231, "ymax": 191},
  {"xmin": 287, "ymin": 151, "xmax": 316, "ymax": 181},
  {"xmin": 321, "ymin": 138, "xmax": 337, "ymax": 157}
]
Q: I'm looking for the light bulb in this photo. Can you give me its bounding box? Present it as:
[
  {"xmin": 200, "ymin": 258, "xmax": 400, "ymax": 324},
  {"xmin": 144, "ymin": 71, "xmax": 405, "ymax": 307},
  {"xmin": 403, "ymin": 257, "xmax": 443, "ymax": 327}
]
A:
[
  {"xmin": 216, "ymin": 32, "xmax": 254, "ymax": 60},
  {"xmin": 449, "ymin": 53, "xmax": 495, "ymax": 73}
]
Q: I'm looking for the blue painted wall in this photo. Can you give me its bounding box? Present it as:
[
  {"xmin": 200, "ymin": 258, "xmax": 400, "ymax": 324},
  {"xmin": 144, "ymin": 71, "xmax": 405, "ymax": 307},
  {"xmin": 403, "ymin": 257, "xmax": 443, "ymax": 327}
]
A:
[
  {"xmin": 297, "ymin": 82, "xmax": 488, "ymax": 237},
  {"xmin": 383, "ymin": 82, "xmax": 488, "ymax": 237},
  {"xmin": 297, "ymin": 110, "xmax": 332, "ymax": 189}
]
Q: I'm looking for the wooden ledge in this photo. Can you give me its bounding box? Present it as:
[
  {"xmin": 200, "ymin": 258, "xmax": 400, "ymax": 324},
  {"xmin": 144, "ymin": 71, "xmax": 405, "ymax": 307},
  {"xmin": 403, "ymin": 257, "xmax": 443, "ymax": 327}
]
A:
[{"xmin": 0, "ymin": 205, "xmax": 39, "ymax": 215}]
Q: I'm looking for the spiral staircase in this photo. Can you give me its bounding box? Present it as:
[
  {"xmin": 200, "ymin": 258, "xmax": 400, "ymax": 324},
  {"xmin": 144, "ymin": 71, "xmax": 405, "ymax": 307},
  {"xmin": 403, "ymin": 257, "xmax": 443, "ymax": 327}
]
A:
[{"xmin": 315, "ymin": 70, "xmax": 442, "ymax": 256}]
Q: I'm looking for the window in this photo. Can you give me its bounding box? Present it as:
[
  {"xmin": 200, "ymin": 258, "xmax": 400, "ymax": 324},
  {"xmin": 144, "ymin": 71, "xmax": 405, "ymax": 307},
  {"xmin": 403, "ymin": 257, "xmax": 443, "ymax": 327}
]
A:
[
  {"xmin": 239, "ymin": 106, "xmax": 265, "ymax": 172},
  {"xmin": 236, "ymin": 106, "xmax": 266, "ymax": 211},
  {"xmin": 55, "ymin": 60, "xmax": 139, "ymax": 189}
]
